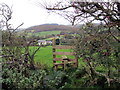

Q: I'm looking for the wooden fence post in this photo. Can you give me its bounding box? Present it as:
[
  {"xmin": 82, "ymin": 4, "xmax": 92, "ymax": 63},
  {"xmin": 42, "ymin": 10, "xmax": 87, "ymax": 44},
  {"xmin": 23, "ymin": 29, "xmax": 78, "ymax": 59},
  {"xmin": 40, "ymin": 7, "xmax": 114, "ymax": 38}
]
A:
[
  {"xmin": 75, "ymin": 56, "xmax": 78, "ymax": 67},
  {"xmin": 52, "ymin": 38, "xmax": 57, "ymax": 69}
]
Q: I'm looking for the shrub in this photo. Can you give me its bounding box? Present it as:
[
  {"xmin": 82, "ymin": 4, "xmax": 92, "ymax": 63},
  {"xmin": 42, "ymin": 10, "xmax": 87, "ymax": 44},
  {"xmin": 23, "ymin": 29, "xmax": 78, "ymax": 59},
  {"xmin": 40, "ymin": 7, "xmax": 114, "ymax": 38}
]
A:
[
  {"xmin": 43, "ymin": 70, "xmax": 69, "ymax": 89},
  {"xmin": 2, "ymin": 65, "xmax": 47, "ymax": 89}
]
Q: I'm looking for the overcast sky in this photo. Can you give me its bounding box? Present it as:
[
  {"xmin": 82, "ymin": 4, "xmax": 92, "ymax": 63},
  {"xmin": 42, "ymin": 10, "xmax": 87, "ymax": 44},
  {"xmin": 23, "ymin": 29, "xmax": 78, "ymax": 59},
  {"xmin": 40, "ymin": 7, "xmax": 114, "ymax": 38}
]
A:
[{"xmin": 0, "ymin": 0, "xmax": 70, "ymax": 28}]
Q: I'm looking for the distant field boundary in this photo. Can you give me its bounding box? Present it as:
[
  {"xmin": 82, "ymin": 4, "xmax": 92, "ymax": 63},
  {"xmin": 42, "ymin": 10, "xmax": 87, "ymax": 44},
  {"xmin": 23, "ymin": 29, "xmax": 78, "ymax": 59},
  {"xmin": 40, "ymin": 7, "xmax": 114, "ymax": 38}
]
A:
[{"xmin": 28, "ymin": 31, "xmax": 61, "ymax": 37}]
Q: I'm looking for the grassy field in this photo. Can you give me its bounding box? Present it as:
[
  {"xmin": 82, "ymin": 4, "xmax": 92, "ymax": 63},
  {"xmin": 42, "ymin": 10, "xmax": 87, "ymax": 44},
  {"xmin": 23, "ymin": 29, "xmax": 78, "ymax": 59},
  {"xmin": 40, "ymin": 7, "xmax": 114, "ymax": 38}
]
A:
[
  {"xmin": 30, "ymin": 46, "xmax": 53, "ymax": 67},
  {"xmin": 30, "ymin": 46, "xmax": 84, "ymax": 68},
  {"xmin": 28, "ymin": 31, "xmax": 61, "ymax": 37}
]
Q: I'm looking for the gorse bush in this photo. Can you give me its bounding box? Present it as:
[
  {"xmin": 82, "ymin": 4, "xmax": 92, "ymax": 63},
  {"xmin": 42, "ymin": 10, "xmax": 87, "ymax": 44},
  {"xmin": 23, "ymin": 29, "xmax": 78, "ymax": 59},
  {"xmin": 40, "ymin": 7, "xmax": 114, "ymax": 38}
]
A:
[
  {"xmin": 2, "ymin": 64, "xmax": 47, "ymax": 89},
  {"xmin": 2, "ymin": 65, "xmax": 69, "ymax": 89},
  {"xmin": 2, "ymin": 66, "xmax": 88, "ymax": 89},
  {"xmin": 2, "ymin": 63, "xmax": 120, "ymax": 89}
]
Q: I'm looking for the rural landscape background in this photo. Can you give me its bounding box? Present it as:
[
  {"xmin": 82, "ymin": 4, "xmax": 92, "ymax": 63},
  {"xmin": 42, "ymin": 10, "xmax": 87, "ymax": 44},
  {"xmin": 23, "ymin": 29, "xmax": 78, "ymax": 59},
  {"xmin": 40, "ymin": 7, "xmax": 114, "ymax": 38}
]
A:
[{"xmin": 1, "ymin": 0, "xmax": 120, "ymax": 89}]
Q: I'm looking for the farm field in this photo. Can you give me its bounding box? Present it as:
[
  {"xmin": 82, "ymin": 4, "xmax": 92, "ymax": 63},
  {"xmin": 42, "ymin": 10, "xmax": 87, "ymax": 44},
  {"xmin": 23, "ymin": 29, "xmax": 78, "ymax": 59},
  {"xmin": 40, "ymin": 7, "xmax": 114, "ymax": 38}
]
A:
[
  {"xmin": 28, "ymin": 30, "xmax": 61, "ymax": 37},
  {"xmin": 30, "ymin": 46, "xmax": 53, "ymax": 67},
  {"xmin": 30, "ymin": 46, "xmax": 84, "ymax": 68}
]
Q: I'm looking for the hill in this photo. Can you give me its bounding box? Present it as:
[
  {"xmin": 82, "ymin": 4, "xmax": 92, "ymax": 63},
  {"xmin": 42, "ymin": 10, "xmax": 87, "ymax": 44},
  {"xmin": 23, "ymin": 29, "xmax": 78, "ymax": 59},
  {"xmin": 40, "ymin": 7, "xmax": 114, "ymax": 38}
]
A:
[{"xmin": 25, "ymin": 24, "xmax": 79, "ymax": 33}]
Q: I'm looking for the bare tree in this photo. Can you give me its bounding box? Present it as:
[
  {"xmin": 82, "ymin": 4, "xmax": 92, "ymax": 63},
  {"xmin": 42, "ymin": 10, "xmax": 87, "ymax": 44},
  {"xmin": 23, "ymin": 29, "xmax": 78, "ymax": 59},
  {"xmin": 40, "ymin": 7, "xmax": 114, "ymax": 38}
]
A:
[
  {"xmin": 1, "ymin": 3, "xmax": 40, "ymax": 70},
  {"xmin": 44, "ymin": 0, "xmax": 120, "ymax": 42}
]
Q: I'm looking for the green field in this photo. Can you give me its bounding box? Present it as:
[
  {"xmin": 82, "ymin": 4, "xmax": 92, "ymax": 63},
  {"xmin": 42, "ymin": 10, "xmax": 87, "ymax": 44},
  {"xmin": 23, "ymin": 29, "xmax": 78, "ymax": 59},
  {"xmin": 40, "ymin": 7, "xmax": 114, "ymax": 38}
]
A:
[
  {"xmin": 30, "ymin": 46, "xmax": 53, "ymax": 67},
  {"xmin": 29, "ymin": 31, "xmax": 61, "ymax": 37},
  {"xmin": 30, "ymin": 46, "xmax": 84, "ymax": 68}
]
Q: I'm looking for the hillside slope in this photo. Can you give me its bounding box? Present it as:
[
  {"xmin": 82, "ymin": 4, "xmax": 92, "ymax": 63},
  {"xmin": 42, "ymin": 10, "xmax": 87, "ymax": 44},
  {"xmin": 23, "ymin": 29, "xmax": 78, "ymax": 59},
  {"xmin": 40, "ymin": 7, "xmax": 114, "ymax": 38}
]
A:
[{"xmin": 26, "ymin": 24, "xmax": 79, "ymax": 32}]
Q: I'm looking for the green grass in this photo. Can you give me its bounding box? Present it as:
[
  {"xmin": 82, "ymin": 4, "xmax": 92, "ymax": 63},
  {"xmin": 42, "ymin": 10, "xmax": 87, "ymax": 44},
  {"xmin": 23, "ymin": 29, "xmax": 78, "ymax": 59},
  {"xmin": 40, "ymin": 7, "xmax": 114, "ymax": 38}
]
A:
[
  {"xmin": 30, "ymin": 46, "xmax": 53, "ymax": 67},
  {"xmin": 29, "ymin": 31, "xmax": 61, "ymax": 37}
]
